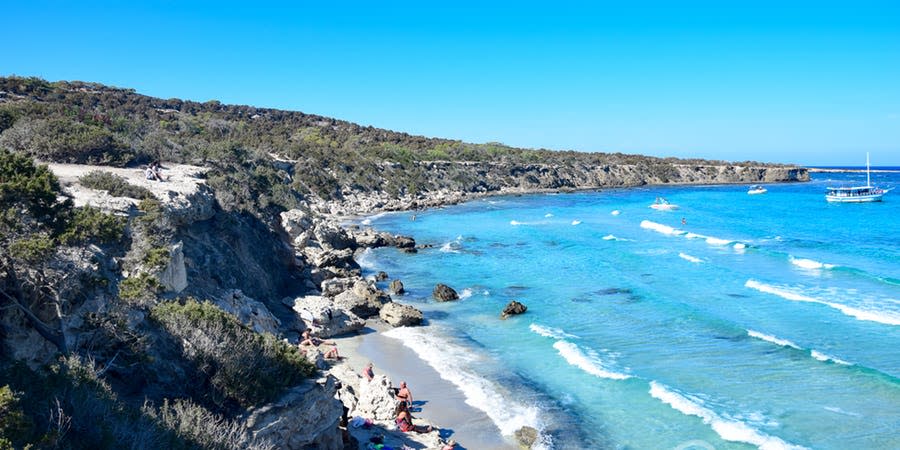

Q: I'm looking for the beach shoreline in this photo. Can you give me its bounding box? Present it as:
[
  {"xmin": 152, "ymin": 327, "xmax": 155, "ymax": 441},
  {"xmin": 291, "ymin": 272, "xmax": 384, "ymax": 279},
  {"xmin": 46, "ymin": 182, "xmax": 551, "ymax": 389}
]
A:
[{"xmin": 331, "ymin": 322, "xmax": 518, "ymax": 450}]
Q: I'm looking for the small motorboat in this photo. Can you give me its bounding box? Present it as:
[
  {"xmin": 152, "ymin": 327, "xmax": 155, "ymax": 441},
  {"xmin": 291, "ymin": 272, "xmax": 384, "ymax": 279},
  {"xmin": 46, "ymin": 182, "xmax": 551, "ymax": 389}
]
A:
[
  {"xmin": 650, "ymin": 197, "xmax": 679, "ymax": 210},
  {"xmin": 747, "ymin": 185, "xmax": 767, "ymax": 195}
]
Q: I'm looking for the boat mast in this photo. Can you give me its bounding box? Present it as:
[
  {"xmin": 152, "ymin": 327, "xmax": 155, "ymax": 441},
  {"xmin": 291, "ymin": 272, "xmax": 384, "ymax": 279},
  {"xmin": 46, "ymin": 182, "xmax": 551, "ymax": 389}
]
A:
[{"xmin": 867, "ymin": 152, "xmax": 871, "ymax": 187}]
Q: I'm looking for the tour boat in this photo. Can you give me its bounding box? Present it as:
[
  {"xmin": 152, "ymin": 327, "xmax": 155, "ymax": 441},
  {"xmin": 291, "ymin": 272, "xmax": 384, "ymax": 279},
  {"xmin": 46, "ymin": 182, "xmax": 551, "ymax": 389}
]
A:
[
  {"xmin": 825, "ymin": 153, "xmax": 889, "ymax": 203},
  {"xmin": 650, "ymin": 197, "xmax": 679, "ymax": 210},
  {"xmin": 747, "ymin": 185, "xmax": 767, "ymax": 195}
]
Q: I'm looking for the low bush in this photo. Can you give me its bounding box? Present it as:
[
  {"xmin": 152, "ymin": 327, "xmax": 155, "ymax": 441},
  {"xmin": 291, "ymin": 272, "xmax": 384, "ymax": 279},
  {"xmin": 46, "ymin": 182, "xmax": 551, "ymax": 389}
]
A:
[
  {"xmin": 143, "ymin": 398, "xmax": 274, "ymax": 450},
  {"xmin": 79, "ymin": 170, "xmax": 154, "ymax": 200},
  {"xmin": 118, "ymin": 272, "xmax": 162, "ymax": 304},
  {"xmin": 150, "ymin": 299, "xmax": 315, "ymax": 408},
  {"xmin": 60, "ymin": 206, "xmax": 126, "ymax": 245}
]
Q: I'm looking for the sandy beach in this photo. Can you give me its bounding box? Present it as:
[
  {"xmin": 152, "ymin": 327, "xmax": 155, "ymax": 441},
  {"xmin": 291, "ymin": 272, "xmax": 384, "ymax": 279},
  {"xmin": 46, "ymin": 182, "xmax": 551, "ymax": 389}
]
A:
[{"xmin": 333, "ymin": 322, "xmax": 517, "ymax": 450}]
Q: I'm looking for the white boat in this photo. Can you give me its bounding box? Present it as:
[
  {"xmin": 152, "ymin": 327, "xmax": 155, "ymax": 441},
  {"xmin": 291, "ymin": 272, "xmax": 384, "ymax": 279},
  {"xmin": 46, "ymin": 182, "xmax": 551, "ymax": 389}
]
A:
[
  {"xmin": 825, "ymin": 153, "xmax": 890, "ymax": 203},
  {"xmin": 650, "ymin": 197, "xmax": 679, "ymax": 210},
  {"xmin": 747, "ymin": 185, "xmax": 767, "ymax": 195}
]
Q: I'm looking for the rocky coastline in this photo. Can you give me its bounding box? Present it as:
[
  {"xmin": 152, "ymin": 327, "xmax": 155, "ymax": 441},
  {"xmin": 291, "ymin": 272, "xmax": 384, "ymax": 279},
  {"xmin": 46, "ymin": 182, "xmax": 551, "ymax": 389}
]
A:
[{"xmin": 2, "ymin": 159, "xmax": 809, "ymax": 450}]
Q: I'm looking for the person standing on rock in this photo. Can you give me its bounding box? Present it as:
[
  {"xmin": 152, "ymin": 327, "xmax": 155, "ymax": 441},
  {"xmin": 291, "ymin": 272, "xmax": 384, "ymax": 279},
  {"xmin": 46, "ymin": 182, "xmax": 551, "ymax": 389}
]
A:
[{"xmin": 362, "ymin": 362, "xmax": 374, "ymax": 381}]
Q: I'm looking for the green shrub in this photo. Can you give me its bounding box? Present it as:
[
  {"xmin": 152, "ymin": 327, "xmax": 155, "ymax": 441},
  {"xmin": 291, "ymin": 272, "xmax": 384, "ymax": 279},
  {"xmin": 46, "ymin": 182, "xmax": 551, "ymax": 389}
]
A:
[
  {"xmin": 144, "ymin": 247, "xmax": 170, "ymax": 270},
  {"xmin": 0, "ymin": 385, "xmax": 31, "ymax": 448},
  {"xmin": 7, "ymin": 234, "xmax": 55, "ymax": 263},
  {"xmin": 60, "ymin": 206, "xmax": 126, "ymax": 245},
  {"xmin": 118, "ymin": 272, "xmax": 162, "ymax": 303},
  {"xmin": 143, "ymin": 398, "xmax": 274, "ymax": 450},
  {"xmin": 79, "ymin": 170, "xmax": 154, "ymax": 200},
  {"xmin": 151, "ymin": 299, "xmax": 315, "ymax": 407}
]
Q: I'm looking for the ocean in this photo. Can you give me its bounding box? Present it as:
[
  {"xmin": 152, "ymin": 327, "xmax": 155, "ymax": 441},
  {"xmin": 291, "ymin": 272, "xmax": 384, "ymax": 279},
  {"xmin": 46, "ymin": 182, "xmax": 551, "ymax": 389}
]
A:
[{"xmin": 354, "ymin": 169, "xmax": 900, "ymax": 449}]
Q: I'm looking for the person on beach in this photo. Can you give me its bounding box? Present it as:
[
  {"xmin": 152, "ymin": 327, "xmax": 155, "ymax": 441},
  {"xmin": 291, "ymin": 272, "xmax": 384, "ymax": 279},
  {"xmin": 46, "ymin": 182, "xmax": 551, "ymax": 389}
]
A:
[
  {"xmin": 300, "ymin": 329, "xmax": 335, "ymax": 347},
  {"xmin": 395, "ymin": 402, "xmax": 432, "ymax": 433},
  {"xmin": 396, "ymin": 381, "xmax": 413, "ymax": 407},
  {"xmin": 440, "ymin": 439, "xmax": 457, "ymax": 450},
  {"xmin": 362, "ymin": 362, "xmax": 374, "ymax": 381},
  {"xmin": 324, "ymin": 343, "xmax": 340, "ymax": 359}
]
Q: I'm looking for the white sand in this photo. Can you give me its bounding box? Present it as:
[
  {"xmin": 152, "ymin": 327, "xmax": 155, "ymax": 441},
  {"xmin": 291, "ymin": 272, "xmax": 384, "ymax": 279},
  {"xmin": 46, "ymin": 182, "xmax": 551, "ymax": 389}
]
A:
[{"xmin": 333, "ymin": 323, "xmax": 517, "ymax": 450}]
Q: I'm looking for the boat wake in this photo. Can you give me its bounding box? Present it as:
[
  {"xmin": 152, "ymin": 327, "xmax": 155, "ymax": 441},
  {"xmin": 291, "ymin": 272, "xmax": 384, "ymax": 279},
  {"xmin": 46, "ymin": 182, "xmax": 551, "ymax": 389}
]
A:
[
  {"xmin": 649, "ymin": 381, "xmax": 808, "ymax": 450},
  {"xmin": 745, "ymin": 280, "xmax": 900, "ymax": 326}
]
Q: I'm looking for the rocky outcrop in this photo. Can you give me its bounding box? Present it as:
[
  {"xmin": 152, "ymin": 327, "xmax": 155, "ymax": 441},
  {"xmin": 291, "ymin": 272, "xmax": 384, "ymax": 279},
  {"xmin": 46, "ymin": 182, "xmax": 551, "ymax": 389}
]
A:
[
  {"xmin": 514, "ymin": 426, "xmax": 540, "ymax": 449},
  {"xmin": 245, "ymin": 376, "xmax": 344, "ymax": 450},
  {"xmin": 433, "ymin": 283, "xmax": 459, "ymax": 302},
  {"xmin": 215, "ymin": 289, "xmax": 282, "ymax": 335},
  {"xmin": 157, "ymin": 241, "xmax": 187, "ymax": 293},
  {"xmin": 389, "ymin": 279, "xmax": 405, "ymax": 295},
  {"xmin": 285, "ymin": 295, "xmax": 365, "ymax": 337},
  {"xmin": 501, "ymin": 300, "xmax": 527, "ymax": 319},
  {"xmin": 352, "ymin": 374, "xmax": 401, "ymax": 421},
  {"xmin": 375, "ymin": 271, "xmax": 388, "ymax": 281},
  {"xmin": 379, "ymin": 302, "xmax": 424, "ymax": 327}
]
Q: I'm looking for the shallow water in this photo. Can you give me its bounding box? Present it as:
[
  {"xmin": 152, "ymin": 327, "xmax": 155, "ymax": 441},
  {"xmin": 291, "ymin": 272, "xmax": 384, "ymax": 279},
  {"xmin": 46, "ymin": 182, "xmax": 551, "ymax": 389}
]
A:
[{"xmin": 358, "ymin": 171, "xmax": 900, "ymax": 449}]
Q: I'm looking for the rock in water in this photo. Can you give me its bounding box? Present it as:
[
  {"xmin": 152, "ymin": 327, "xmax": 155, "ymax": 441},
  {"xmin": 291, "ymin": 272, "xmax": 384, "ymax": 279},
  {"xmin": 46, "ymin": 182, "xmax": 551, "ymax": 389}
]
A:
[
  {"xmin": 379, "ymin": 302, "xmax": 423, "ymax": 327},
  {"xmin": 514, "ymin": 426, "xmax": 539, "ymax": 448},
  {"xmin": 389, "ymin": 279, "xmax": 405, "ymax": 295},
  {"xmin": 375, "ymin": 271, "xmax": 389, "ymax": 281},
  {"xmin": 433, "ymin": 283, "xmax": 459, "ymax": 302},
  {"xmin": 501, "ymin": 300, "xmax": 528, "ymax": 319}
]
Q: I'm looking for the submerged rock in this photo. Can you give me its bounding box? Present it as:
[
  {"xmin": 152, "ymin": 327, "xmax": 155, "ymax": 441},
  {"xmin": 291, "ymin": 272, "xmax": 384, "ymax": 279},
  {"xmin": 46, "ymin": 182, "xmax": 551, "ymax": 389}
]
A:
[
  {"xmin": 501, "ymin": 300, "xmax": 528, "ymax": 319},
  {"xmin": 379, "ymin": 302, "xmax": 423, "ymax": 327},
  {"xmin": 433, "ymin": 283, "xmax": 459, "ymax": 302}
]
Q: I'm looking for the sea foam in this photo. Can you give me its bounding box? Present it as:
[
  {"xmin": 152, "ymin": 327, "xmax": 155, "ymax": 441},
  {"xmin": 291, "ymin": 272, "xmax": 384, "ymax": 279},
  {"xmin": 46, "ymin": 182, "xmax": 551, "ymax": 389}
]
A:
[
  {"xmin": 552, "ymin": 341, "xmax": 631, "ymax": 380},
  {"xmin": 745, "ymin": 280, "xmax": 900, "ymax": 326},
  {"xmin": 679, "ymin": 253, "xmax": 703, "ymax": 263},
  {"xmin": 356, "ymin": 248, "xmax": 377, "ymax": 270},
  {"xmin": 649, "ymin": 381, "xmax": 808, "ymax": 450},
  {"xmin": 790, "ymin": 257, "xmax": 837, "ymax": 270},
  {"xmin": 640, "ymin": 220, "xmax": 685, "ymax": 236},
  {"xmin": 529, "ymin": 323, "xmax": 579, "ymax": 340},
  {"xmin": 383, "ymin": 326, "xmax": 545, "ymax": 437},
  {"xmin": 571, "ymin": 220, "xmax": 582, "ymax": 225},
  {"xmin": 810, "ymin": 350, "xmax": 851, "ymax": 366},
  {"xmin": 747, "ymin": 330, "xmax": 801, "ymax": 349}
]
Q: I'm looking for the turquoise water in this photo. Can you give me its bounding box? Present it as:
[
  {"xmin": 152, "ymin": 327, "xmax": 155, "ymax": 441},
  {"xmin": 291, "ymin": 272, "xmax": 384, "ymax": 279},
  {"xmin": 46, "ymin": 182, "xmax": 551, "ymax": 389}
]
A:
[{"xmin": 357, "ymin": 171, "xmax": 900, "ymax": 449}]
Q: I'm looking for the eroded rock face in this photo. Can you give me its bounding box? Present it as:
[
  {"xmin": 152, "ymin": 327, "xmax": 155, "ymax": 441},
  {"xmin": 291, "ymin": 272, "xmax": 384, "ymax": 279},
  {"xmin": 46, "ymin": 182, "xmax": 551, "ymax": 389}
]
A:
[
  {"xmin": 379, "ymin": 302, "xmax": 423, "ymax": 327},
  {"xmin": 353, "ymin": 374, "xmax": 400, "ymax": 421},
  {"xmin": 433, "ymin": 283, "xmax": 459, "ymax": 302},
  {"xmin": 244, "ymin": 376, "xmax": 344, "ymax": 450},
  {"xmin": 287, "ymin": 295, "xmax": 365, "ymax": 337},
  {"xmin": 157, "ymin": 241, "xmax": 187, "ymax": 293},
  {"xmin": 501, "ymin": 300, "xmax": 527, "ymax": 319},
  {"xmin": 215, "ymin": 289, "xmax": 282, "ymax": 335}
]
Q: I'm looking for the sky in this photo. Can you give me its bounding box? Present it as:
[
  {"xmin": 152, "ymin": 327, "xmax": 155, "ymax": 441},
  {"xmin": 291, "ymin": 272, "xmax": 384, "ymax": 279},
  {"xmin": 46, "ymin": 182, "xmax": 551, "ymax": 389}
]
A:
[{"xmin": 2, "ymin": 1, "xmax": 899, "ymax": 166}]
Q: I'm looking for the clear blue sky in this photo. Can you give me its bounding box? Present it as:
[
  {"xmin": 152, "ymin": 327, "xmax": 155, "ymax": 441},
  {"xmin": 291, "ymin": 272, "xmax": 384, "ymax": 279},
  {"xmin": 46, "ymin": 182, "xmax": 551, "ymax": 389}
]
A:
[{"xmin": 3, "ymin": 1, "xmax": 899, "ymax": 166}]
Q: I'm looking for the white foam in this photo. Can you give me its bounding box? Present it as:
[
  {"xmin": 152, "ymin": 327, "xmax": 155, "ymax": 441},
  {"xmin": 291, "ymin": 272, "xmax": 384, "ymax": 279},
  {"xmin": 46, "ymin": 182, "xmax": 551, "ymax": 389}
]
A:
[
  {"xmin": 640, "ymin": 220, "xmax": 685, "ymax": 236},
  {"xmin": 459, "ymin": 288, "xmax": 474, "ymax": 299},
  {"xmin": 705, "ymin": 236, "xmax": 732, "ymax": 246},
  {"xmin": 684, "ymin": 232, "xmax": 707, "ymax": 239},
  {"xmin": 510, "ymin": 220, "xmax": 523, "ymax": 226},
  {"xmin": 545, "ymin": 213, "xmax": 554, "ymax": 218},
  {"xmin": 552, "ymin": 341, "xmax": 630, "ymax": 380},
  {"xmin": 356, "ymin": 248, "xmax": 377, "ymax": 270},
  {"xmin": 571, "ymin": 220, "xmax": 581, "ymax": 225},
  {"xmin": 679, "ymin": 253, "xmax": 703, "ymax": 264},
  {"xmin": 529, "ymin": 323, "xmax": 579, "ymax": 340},
  {"xmin": 823, "ymin": 406, "xmax": 861, "ymax": 417},
  {"xmin": 747, "ymin": 330, "xmax": 801, "ymax": 349},
  {"xmin": 745, "ymin": 280, "xmax": 900, "ymax": 326},
  {"xmin": 383, "ymin": 326, "xmax": 544, "ymax": 437},
  {"xmin": 649, "ymin": 381, "xmax": 808, "ymax": 450},
  {"xmin": 733, "ymin": 243, "xmax": 747, "ymax": 250},
  {"xmin": 361, "ymin": 211, "xmax": 387, "ymax": 226},
  {"xmin": 611, "ymin": 210, "xmax": 621, "ymax": 216},
  {"xmin": 810, "ymin": 350, "xmax": 852, "ymax": 366},
  {"xmin": 789, "ymin": 257, "xmax": 837, "ymax": 270}
]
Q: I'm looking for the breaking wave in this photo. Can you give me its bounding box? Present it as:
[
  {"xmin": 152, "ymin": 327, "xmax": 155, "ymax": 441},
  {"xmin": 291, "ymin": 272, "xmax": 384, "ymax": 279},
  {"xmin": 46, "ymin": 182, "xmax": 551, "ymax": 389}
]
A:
[{"xmin": 745, "ymin": 280, "xmax": 900, "ymax": 326}]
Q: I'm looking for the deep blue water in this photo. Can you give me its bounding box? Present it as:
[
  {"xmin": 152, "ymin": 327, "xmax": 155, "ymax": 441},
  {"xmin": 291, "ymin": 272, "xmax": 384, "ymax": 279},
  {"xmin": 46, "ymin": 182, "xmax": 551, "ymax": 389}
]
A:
[{"xmin": 356, "ymin": 171, "xmax": 899, "ymax": 449}]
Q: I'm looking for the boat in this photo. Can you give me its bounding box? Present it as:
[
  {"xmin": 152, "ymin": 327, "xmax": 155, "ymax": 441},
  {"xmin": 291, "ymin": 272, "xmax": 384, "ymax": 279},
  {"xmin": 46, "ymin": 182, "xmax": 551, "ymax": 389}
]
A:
[
  {"xmin": 747, "ymin": 185, "xmax": 767, "ymax": 195},
  {"xmin": 825, "ymin": 153, "xmax": 890, "ymax": 203},
  {"xmin": 650, "ymin": 197, "xmax": 679, "ymax": 210}
]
